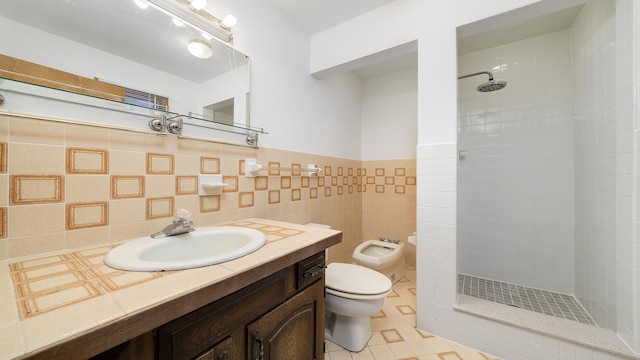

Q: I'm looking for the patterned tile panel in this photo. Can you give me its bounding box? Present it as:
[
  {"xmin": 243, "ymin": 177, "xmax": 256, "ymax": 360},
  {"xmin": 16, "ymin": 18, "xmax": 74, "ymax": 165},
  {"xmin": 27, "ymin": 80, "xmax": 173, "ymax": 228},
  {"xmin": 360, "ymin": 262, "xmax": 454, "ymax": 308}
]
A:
[
  {"xmin": 66, "ymin": 148, "xmax": 108, "ymax": 174},
  {"xmin": 8, "ymin": 221, "xmax": 306, "ymax": 318},
  {"xmin": 0, "ymin": 142, "xmax": 7, "ymax": 173},
  {"xmin": 10, "ymin": 175, "xmax": 64, "ymax": 205}
]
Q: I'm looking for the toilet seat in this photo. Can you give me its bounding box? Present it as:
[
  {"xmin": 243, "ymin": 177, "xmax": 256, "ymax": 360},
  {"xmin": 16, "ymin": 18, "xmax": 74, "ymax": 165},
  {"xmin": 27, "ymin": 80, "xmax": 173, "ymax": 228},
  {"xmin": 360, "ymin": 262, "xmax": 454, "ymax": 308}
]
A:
[{"xmin": 325, "ymin": 263, "xmax": 392, "ymax": 300}]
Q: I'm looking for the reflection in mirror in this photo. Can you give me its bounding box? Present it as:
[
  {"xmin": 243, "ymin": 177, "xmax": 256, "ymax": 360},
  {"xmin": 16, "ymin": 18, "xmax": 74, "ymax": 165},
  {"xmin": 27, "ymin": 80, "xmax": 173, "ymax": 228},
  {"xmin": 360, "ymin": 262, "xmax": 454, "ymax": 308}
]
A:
[{"xmin": 0, "ymin": 0, "xmax": 252, "ymax": 133}]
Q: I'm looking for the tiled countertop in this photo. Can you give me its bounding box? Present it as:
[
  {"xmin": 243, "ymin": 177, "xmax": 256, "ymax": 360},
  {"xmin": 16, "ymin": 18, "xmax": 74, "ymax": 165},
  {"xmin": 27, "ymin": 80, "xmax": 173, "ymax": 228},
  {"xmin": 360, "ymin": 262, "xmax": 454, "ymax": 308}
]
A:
[{"xmin": 0, "ymin": 218, "xmax": 341, "ymax": 360}]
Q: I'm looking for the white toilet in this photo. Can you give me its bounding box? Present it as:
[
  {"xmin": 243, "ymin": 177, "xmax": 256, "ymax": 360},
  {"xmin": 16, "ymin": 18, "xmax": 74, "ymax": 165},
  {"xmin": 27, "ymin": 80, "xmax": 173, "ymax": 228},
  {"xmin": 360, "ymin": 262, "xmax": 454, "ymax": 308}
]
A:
[
  {"xmin": 353, "ymin": 239, "xmax": 406, "ymax": 283},
  {"xmin": 324, "ymin": 263, "xmax": 392, "ymax": 352},
  {"xmin": 304, "ymin": 223, "xmax": 393, "ymax": 352}
]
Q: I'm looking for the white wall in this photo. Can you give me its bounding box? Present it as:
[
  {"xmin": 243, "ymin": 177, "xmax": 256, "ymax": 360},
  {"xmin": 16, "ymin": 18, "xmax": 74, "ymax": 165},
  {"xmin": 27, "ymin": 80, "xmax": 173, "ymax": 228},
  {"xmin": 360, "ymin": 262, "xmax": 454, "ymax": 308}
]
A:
[
  {"xmin": 457, "ymin": 30, "xmax": 575, "ymax": 294},
  {"xmin": 217, "ymin": 0, "xmax": 363, "ymax": 159},
  {"xmin": 572, "ymin": 0, "xmax": 618, "ymax": 332},
  {"xmin": 361, "ymin": 67, "xmax": 417, "ymax": 161}
]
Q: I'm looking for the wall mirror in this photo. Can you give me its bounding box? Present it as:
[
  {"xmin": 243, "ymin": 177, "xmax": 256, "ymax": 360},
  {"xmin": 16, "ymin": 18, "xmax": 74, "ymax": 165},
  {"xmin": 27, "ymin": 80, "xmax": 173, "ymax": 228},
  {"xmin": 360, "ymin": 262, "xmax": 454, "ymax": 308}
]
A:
[{"xmin": 0, "ymin": 0, "xmax": 257, "ymax": 139}]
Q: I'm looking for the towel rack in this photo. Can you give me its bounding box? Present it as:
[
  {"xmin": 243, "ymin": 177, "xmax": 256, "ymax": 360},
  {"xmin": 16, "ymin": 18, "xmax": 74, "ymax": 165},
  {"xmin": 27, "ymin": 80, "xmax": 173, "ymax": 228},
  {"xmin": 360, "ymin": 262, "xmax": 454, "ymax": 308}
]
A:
[{"xmin": 244, "ymin": 159, "xmax": 322, "ymax": 178}]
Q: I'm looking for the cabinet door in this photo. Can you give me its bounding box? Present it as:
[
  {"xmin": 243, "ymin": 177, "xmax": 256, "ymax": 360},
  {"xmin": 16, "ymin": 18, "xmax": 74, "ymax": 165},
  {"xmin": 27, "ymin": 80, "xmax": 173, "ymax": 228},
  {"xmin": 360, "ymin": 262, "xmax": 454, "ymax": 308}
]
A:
[
  {"xmin": 194, "ymin": 334, "xmax": 238, "ymax": 360},
  {"xmin": 247, "ymin": 280, "xmax": 324, "ymax": 360}
]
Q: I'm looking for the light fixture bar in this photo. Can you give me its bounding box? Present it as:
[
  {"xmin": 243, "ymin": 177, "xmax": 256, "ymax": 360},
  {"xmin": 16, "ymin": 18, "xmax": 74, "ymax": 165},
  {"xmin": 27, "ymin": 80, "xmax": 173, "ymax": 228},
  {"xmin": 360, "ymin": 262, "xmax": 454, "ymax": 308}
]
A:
[{"xmin": 145, "ymin": 0, "xmax": 232, "ymax": 43}]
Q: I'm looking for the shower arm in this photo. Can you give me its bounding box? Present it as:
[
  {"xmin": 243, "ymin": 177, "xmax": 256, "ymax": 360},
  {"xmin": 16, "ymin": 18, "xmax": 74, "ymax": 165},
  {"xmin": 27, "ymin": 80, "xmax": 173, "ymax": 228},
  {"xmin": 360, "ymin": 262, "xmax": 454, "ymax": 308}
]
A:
[{"xmin": 457, "ymin": 71, "xmax": 495, "ymax": 81}]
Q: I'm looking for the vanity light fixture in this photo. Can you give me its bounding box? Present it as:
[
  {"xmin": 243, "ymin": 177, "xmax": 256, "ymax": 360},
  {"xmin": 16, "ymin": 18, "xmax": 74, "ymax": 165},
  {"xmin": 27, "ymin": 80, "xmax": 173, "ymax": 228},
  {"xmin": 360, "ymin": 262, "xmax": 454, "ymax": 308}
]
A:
[
  {"xmin": 220, "ymin": 14, "xmax": 237, "ymax": 29},
  {"xmin": 189, "ymin": 0, "xmax": 207, "ymax": 11},
  {"xmin": 187, "ymin": 39, "xmax": 213, "ymax": 59},
  {"xmin": 134, "ymin": 0, "xmax": 150, "ymax": 9}
]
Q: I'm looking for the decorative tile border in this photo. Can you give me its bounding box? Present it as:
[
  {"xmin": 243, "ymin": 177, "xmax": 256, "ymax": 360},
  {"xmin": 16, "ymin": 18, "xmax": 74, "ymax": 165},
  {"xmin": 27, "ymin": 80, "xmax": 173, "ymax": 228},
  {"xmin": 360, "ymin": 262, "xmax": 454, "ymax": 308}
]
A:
[
  {"xmin": 268, "ymin": 161, "xmax": 280, "ymax": 176},
  {"xmin": 0, "ymin": 142, "xmax": 7, "ymax": 173},
  {"xmin": 291, "ymin": 189, "xmax": 301, "ymax": 201},
  {"xmin": 380, "ymin": 329, "xmax": 404, "ymax": 343},
  {"xmin": 239, "ymin": 192, "xmax": 254, "ymax": 208},
  {"xmin": 255, "ymin": 176, "xmax": 268, "ymax": 190},
  {"xmin": 146, "ymin": 153, "xmax": 174, "ymax": 174},
  {"xmin": 9, "ymin": 247, "xmax": 166, "ymax": 319},
  {"xmin": 310, "ymin": 188, "xmax": 317, "ymax": 199},
  {"xmin": 146, "ymin": 197, "xmax": 174, "ymax": 219},
  {"xmin": 228, "ymin": 221, "xmax": 305, "ymax": 242},
  {"xmin": 0, "ymin": 207, "xmax": 6, "ymax": 239},
  {"xmin": 10, "ymin": 175, "xmax": 64, "ymax": 205},
  {"xmin": 66, "ymin": 202, "xmax": 109, "ymax": 230},
  {"xmin": 268, "ymin": 190, "xmax": 280, "ymax": 204},
  {"xmin": 200, "ymin": 195, "xmax": 220, "ymax": 212},
  {"xmin": 176, "ymin": 175, "xmax": 198, "ymax": 195},
  {"xmin": 280, "ymin": 176, "xmax": 291, "ymax": 189},
  {"xmin": 111, "ymin": 175, "xmax": 145, "ymax": 199},
  {"xmin": 66, "ymin": 148, "xmax": 109, "ymax": 174},
  {"xmin": 290, "ymin": 163, "xmax": 301, "ymax": 176},
  {"xmin": 201, "ymin": 157, "xmax": 220, "ymax": 174},
  {"xmin": 223, "ymin": 176, "xmax": 238, "ymax": 192}
]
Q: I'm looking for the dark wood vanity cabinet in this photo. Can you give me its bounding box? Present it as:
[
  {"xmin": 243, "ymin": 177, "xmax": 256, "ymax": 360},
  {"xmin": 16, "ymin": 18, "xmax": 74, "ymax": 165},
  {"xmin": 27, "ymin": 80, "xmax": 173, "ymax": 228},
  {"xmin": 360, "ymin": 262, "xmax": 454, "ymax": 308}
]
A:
[{"xmin": 155, "ymin": 251, "xmax": 326, "ymax": 360}]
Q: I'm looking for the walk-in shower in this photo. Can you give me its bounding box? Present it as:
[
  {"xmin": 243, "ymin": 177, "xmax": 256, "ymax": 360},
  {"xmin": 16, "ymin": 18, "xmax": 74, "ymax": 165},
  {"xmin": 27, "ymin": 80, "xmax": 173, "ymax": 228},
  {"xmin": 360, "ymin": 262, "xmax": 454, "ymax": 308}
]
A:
[
  {"xmin": 457, "ymin": 71, "xmax": 507, "ymax": 92},
  {"xmin": 455, "ymin": 0, "xmax": 640, "ymax": 356}
]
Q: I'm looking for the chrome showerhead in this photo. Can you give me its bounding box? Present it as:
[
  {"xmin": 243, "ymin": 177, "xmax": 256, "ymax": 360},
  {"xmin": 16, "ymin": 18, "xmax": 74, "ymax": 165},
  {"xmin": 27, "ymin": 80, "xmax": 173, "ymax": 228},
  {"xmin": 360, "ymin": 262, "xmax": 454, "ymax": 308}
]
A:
[
  {"xmin": 458, "ymin": 71, "xmax": 507, "ymax": 93},
  {"xmin": 476, "ymin": 80, "xmax": 507, "ymax": 92}
]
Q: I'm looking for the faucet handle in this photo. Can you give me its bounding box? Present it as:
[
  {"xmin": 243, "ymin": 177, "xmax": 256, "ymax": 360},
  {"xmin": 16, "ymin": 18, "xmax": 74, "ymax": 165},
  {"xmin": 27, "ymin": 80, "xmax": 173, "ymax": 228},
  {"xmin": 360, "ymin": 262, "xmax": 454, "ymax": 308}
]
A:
[{"xmin": 174, "ymin": 209, "xmax": 192, "ymax": 222}]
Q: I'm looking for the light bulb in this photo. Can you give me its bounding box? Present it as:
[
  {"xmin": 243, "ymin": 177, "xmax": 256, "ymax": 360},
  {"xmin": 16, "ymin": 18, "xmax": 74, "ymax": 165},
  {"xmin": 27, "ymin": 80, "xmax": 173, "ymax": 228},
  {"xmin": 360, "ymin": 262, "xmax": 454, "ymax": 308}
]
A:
[
  {"xmin": 189, "ymin": 0, "xmax": 207, "ymax": 11},
  {"xmin": 221, "ymin": 14, "xmax": 237, "ymax": 28}
]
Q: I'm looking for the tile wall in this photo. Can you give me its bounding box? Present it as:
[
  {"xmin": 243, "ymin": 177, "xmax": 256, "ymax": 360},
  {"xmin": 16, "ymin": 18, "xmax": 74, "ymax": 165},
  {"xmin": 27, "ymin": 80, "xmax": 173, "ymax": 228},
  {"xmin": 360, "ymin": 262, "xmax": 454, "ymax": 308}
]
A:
[
  {"xmin": 0, "ymin": 114, "xmax": 416, "ymax": 266},
  {"xmin": 418, "ymin": 1, "xmax": 640, "ymax": 358},
  {"xmin": 362, "ymin": 159, "xmax": 417, "ymax": 267},
  {"xmin": 572, "ymin": 0, "xmax": 618, "ymax": 332},
  {"xmin": 457, "ymin": 29, "xmax": 575, "ymax": 294}
]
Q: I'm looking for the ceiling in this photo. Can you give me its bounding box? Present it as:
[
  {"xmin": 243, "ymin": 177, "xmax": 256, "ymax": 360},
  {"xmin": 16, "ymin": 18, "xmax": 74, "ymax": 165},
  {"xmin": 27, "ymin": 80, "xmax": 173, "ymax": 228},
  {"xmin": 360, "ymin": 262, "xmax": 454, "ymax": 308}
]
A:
[
  {"xmin": 263, "ymin": 0, "xmax": 396, "ymax": 36},
  {"xmin": 265, "ymin": 0, "xmax": 584, "ymax": 79},
  {"xmin": 1, "ymin": 0, "xmax": 585, "ymax": 81}
]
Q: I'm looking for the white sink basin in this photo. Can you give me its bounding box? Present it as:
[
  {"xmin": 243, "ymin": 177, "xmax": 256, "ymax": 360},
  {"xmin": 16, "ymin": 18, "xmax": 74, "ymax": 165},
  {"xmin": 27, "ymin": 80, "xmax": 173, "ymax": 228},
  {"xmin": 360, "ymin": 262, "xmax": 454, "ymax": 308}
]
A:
[{"xmin": 104, "ymin": 226, "xmax": 267, "ymax": 271}]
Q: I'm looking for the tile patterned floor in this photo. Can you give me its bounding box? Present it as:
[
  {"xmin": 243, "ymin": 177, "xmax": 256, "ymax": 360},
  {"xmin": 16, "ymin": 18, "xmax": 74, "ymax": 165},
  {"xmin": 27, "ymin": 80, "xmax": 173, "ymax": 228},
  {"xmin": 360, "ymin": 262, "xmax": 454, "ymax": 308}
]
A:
[
  {"xmin": 325, "ymin": 268, "xmax": 500, "ymax": 360},
  {"xmin": 457, "ymin": 273, "xmax": 596, "ymax": 326}
]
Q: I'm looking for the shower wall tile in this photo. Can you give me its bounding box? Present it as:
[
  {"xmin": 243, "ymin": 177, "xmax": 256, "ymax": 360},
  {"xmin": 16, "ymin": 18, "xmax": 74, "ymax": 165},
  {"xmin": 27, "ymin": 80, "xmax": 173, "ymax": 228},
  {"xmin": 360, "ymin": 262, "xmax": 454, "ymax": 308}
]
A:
[{"xmin": 457, "ymin": 29, "xmax": 575, "ymax": 294}]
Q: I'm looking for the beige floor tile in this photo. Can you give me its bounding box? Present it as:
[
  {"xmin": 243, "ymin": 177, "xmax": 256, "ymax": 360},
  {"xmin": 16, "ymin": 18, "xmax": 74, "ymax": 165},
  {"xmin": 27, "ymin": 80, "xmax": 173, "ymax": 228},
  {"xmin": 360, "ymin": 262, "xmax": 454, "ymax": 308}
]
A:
[
  {"xmin": 329, "ymin": 350, "xmax": 353, "ymax": 360},
  {"xmin": 369, "ymin": 344, "xmax": 396, "ymax": 360},
  {"xmin": 325, "ymin": 269, "xmax": 499, "ymax": 360}
]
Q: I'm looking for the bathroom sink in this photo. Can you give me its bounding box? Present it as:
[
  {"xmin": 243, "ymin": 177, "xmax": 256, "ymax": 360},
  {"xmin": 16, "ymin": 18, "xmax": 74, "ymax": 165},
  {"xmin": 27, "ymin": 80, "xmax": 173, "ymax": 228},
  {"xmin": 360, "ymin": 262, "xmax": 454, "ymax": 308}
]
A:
[{"xmin": 104, "ymin": 226, "xmax": 267, "ymax": 271}]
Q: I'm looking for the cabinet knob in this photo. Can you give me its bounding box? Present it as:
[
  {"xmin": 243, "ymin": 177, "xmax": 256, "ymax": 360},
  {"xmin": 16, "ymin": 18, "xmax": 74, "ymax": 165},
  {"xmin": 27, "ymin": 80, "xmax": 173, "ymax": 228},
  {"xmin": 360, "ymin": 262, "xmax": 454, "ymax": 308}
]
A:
[{"xmin": 217, "ymin": 352, "xmax": 227, "ymax": 360}]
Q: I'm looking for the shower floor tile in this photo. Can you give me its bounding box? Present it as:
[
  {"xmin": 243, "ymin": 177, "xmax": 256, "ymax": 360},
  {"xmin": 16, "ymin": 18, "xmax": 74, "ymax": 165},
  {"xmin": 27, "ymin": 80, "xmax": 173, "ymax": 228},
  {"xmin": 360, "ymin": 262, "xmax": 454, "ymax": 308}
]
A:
[{"xmin": 457, "ymin": 273, "xmax": 596, "ymax": 326}]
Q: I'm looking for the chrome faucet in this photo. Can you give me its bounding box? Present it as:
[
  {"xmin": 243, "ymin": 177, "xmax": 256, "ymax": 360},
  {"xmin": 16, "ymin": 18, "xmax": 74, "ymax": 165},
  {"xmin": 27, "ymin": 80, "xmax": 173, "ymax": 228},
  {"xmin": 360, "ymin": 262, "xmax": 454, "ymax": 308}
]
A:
[{"xmin": 151, "ymin": 209, "xmax": 195, "ymax": 238}]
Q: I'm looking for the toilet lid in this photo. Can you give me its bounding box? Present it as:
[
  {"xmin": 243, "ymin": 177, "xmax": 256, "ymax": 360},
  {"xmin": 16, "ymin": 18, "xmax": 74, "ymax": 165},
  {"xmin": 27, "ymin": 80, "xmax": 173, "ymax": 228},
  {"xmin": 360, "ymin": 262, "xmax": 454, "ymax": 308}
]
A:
[{"xmin": 325, "ymin": 263, "xmax": 392, "ymax": 296}]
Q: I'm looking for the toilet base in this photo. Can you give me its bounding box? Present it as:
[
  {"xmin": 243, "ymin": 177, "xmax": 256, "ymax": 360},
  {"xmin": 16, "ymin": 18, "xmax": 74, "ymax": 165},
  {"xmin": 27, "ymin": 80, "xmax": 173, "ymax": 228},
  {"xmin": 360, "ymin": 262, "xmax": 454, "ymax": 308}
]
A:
[
  {"xmin": 379, "ymin": 255, "xmax": 407, "ymax": 283},
  {"xmin": 325, "ymin": 312, "xmax": 372, "ymax": 352}
]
